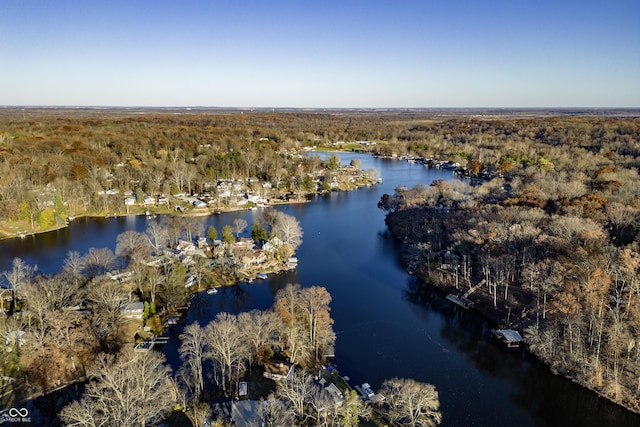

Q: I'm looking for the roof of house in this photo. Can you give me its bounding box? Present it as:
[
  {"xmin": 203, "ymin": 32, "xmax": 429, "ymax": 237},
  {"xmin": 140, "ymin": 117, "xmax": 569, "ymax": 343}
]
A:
[{"xmin": 121, "ymin": 302, "xmax": 144, "ymax": 312}]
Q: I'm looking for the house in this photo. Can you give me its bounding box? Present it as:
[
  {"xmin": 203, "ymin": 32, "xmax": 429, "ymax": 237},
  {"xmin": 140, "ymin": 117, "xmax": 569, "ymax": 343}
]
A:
[
  {"xmin": 107, "ymin": 270, "xmax": 133, "ymax": 282},
  {"xmin": 262, "ymin": 237, "xmax": 283, "ymax": 252},
  {"xmin": 192, "ymin": 200, "xmax": 207, "ymax": 208},
  {"xmin": 235, "ymin": 238, "xmax": 254, "ymax": 249},
  {"xmin": 318, "ymin": 379, "xmax": 344, "ymax": 408},
  {"xmin": 241, "ymin": 252, "xmax": 267, "ymax": 268},
  {"xmin": 263, "ymin": 359, "xmax": 295, "ymax": 381},
  {"xmin": 143, "ymin": 196, "xmax": 156, "ymax": 206},
  {"xmin": 195, "ymin": 236, "xmax": 208, "ymax": 248},
  {"xmin": 121, "ymin": 302, "xmax": 144, "ymax": 319},
  {"xmin": 124, "ymin": 196, "xmax": 136, "ymax": 206}
]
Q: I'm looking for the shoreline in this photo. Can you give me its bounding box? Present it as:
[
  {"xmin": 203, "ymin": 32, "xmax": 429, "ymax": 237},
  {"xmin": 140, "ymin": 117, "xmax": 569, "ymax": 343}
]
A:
[
  {"xmin": 0, "ymin": 199, "xmax": 313, "ymax": 243},
  {"xmin": 385, "ymin": 211, "xmax": 640, "ymax": 417}
]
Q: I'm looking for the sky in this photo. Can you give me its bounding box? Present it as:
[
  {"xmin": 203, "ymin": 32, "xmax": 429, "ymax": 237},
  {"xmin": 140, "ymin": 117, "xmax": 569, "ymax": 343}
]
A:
[{"xmin": 1, "ymin": 0, "xmax": 639, "ymax": 108}]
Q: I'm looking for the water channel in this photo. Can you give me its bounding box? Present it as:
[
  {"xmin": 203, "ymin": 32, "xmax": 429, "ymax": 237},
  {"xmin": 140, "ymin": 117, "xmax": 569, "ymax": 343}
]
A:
[{"xmin": 2, "ymin": 152, "xmax": 639, "ymax": 426}]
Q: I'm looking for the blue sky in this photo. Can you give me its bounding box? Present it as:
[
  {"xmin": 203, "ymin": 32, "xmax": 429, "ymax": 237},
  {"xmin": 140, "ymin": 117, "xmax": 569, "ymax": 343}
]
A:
[{"xmin": 1, "ymin": 0, "xmax": 639, "ymax": 107}]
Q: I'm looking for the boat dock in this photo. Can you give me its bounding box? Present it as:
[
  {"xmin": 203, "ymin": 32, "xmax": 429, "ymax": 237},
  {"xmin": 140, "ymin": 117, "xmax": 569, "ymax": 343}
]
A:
[
  {"xmin": 134, "ymin": 335, "xmax": 169, "ymax": 352},
  {"xmin": 445, "ymin": 280, "xmax": 485, "ymax": 310},
  {"xmin": 491, "ymin": 329, "xmax": 524, "ymax": 348},
  {"xmin": 445, "ymin": 294, "xmax": 474, "ymax": 309}
]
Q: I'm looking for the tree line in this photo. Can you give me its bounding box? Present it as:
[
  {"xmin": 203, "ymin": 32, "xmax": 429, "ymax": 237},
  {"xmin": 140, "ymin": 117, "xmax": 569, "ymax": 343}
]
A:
[{"xmin": 3, "ymin": 111, "xmax": 637, "ymax": 235}]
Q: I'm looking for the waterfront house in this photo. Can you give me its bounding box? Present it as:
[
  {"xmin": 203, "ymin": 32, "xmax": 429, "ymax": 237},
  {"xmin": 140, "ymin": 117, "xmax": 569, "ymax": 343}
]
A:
[
  {"xmin": 121, "ymin": 302, "xmax": 144, "ymax": 319},
  {"xmin": 241, "ymin": 252, "xmax": 267, "ymax": 268},
  {"xmin": 263, "ymin": 359, "xmax": 294, "ymax": 381}
]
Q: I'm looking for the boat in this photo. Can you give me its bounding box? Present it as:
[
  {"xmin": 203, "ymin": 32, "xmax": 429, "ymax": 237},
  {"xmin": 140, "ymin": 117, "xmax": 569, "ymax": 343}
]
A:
[
  {"xmin": 355, "ymin": 382, "xmax": 376, "ymax": 400},
  {"xmin": 361, "ymin": 383, "xmax": 375, "ymax": 398},
  {"xmin": 355, "ymin": 382, "xmax": 385, "ymax": 403},
  {"xmin": 245, "ymin": 277, "xmax": 254, "ymax": 284},
  {"xmin": 256, "ymin": 273, "xmax": 268, "ymax": 280},
  {"xmin": 206, "ymin": 288, "xmax": 218, "ymax": 295}
]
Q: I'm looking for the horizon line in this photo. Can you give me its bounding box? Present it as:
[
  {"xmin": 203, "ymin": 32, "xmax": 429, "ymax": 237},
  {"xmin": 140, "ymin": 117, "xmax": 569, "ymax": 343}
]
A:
[{"xmin": 2, "ymin": 105, "xmax": 639, "ymax": 111}]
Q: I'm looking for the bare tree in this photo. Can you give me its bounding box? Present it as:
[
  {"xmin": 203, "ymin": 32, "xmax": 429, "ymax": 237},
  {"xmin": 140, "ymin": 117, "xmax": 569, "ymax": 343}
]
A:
[
  {"xmin": 63, "ymin": 250, "xmax": 85, "ymax": 286},
  {"xmin": 232, "ymin": 218, "xmax": 248, "ymax": 238},
  {"xmin": 274, "ymin": 369, "xmax": 318, "ymax": 422},
  {"xmin": 380, "ymin": 377, "xmax": 442, "ymax": 427},
  {"xmin": 47, "ymin": 309, "xmax": 97, "ymax": 373},
  {"xmin": 145, "ymin": 219, "xmax": 169, "ymax": 257},
  {"xmin": 179, "ymin": 321, "xmax": 207, "ymax": 401},
  {"xmin": 58, "ymin": 398, "xmax": 99, "ymax": 427},
  {"xmin": 81, "ymin": 247, "xmax": 116, "ymax": 278},
  {"xmin": 144, "ymin": 265, "xmax": 162, "ymax": 304},
  {"xmin": 272, "ymin": 211, "xmax": 303, "ymax": 256},
  {"xmin": 299, "ymin": 286, "xmax": 335, "ymax": 361},
  {"xmin": 274, "ymin": 284, "xmax": 334, "ymax": 365},
  {"xmin": 161, "ymin": 216, "xmax": 183, "ymax": 248},
  {"xmin": 2, "ymin": 257, "xmax": 35, "ymax": 303},
  {"xmin": 204, "ymin": 312, "xmax": 249, "ymax": 396},
  {"xmin": 183, "ymin": 217, "xmax": 205, "ymax": 243},
  {"xmin": 59, "ymin": 348, "xmax": 176, "ymax": 427},
  {"xmin": 87, "ymin": 277, "xmax": 130, "ymax": 347},
  {"xmin": 238, "ymin": 309, "xmax": 281, "ymax": 368},
  {"xmin": 259, "ymin": 396, "xmax": 296, "ymax": 427},
  {"xmin": 21, "ymin": 279, "xmax": 52, "ymax": 349},
  {"xmin": 168, "ymin": 161, "xmax": 188, "ymax": 193},
  {"xmin": 115, "ymin": 230, "xmax": 150, "ymax": 262},
  {"xmin": 275, "ymin": 284, "xmax": 310, "ymax": 364},
  {"xmin": 306, "ymin": 381, "xmax": 339, "ymax": 427},
  {"xmin": 47, "ymin": 272, "xmax": 83, "ymax": 310}
]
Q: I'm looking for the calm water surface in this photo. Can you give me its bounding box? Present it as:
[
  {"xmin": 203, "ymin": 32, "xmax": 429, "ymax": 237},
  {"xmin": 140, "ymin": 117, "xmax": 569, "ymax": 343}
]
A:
[{"xmin": 2, "ymin": 153, "xmax": 638, "ymax": 427}]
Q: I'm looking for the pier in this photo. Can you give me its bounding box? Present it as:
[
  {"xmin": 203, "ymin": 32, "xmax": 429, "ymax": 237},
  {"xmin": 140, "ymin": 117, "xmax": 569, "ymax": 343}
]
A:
[
  {"xmin": 491, "ymin": 329, "xmax": 524, "ymax": 348},
  {"xmin": 134, "ymin": 335, "xmax": 169, "ymax": 352}
]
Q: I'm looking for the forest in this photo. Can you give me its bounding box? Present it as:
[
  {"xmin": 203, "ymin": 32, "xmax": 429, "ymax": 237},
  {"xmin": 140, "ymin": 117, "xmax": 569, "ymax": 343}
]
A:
[
  {"xmin": 376, "ymin": 112, "xmax": 640, "ymax": 413},
  {"xmin": 0, "ymin": 110, "xmax": 382, "ymax": 236},
  {"xmin": 1, "ymin": 108, "xmax": 639, "ymax": 423}
]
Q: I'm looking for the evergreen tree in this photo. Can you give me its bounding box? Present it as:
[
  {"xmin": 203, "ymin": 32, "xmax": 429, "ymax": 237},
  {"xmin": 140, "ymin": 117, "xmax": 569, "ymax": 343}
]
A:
[
  {"xmin": 251, "ymin": 221, "xmax": 268, "ymax": 241},
  {"xmin": 221, "ymin": 225, "xmax": 235, "ymax": 243},
  {"xmin": 207, "ymin": 225, "xmax": 218, "ymax": 241}
]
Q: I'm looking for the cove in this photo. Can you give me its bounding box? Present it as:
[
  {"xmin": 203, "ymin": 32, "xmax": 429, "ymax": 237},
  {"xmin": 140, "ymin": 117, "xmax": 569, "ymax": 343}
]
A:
[{"xmin": 2, "ymin": 152, "xmax": 639, "ymax": 426}]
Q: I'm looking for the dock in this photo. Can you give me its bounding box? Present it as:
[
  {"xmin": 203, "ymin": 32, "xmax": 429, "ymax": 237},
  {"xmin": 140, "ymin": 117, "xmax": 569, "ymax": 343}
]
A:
[
  {"xmin": 134, "ymin": 335, "xmax": 169, "ymax": 352},
  {"xmin": 445, "ymin": 280, "xmax": 485, "ymax": 310},
  {"xmin": 491, "ymin": 329, "xmax": 524, "ymax": 348},
  {"xmin": 445, "ymin": 294, "xmax": 474, "ymax": 309}
]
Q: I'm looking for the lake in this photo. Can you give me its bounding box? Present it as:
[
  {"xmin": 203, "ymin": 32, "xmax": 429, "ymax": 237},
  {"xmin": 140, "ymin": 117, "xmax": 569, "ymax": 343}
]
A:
[{"xmin": 2, "ymin": 152, "xmax": 639, "ymax": 426}]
